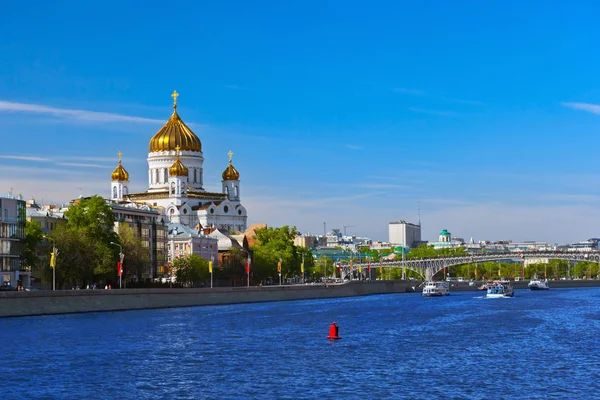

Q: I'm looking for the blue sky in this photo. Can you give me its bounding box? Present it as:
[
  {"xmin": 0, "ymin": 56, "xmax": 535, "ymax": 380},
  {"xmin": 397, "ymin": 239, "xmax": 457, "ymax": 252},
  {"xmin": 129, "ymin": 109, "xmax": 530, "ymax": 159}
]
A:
[{"xmin": 2, "ymin": 1, "xmax": 600, "ymax": 243}]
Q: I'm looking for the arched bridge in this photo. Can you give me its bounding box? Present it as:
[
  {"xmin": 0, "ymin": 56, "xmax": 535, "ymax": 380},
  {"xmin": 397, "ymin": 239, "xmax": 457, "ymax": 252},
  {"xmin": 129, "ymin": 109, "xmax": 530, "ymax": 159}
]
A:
[{"xmin": 351, "ymin": 251, "xmax": 600, "ymax": 281}]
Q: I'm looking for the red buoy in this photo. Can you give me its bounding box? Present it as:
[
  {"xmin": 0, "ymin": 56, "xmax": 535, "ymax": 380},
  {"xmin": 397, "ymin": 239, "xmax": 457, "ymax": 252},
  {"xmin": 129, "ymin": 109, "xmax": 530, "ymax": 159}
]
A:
[{"xmin": 327, "ymin": 322, "xmax": 341, "ymax": 340}]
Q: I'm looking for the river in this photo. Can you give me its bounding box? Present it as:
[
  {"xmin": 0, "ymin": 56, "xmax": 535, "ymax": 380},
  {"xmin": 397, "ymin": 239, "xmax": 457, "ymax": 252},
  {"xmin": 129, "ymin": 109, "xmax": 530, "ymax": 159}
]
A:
[{"xmin": 2, "ymin": 287, "xmax": 600, "ymax": 399}]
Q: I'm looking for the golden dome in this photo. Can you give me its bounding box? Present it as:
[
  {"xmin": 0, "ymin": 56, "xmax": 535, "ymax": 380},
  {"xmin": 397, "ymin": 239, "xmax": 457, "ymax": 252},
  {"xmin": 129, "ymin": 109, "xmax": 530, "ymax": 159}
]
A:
[
  {"xmin": 149, "ymin": 91, "xmax": 202, "ymax": 153},
  {"xmin": 222, "ymin": 150, "xmax": 240, "ymax": 180},
  {"xmin": 169, "ymin": 147, "xmax": 189, "ymax": 177},
  {"xmin": 111, "ymin": 151, "xmax": 129, "ymax": 181}
]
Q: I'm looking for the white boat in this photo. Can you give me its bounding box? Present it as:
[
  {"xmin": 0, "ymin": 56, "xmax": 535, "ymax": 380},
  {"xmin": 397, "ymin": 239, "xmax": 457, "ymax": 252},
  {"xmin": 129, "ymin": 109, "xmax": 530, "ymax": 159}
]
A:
[
  {"xmin": 528, "ymin": 278, "xmax": 550, "ymax": 290},
  {"xmin": 486, "ymin": 280, "xmax": 514, "ymax": 298},
  {"xmin": 422, "ymin": 281, "xmax": 450, "ymax": 297}
]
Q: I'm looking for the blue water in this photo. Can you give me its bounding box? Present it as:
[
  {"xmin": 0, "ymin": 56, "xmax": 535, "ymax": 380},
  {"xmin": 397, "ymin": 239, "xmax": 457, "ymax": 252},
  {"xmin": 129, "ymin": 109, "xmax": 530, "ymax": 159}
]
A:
[{"xmin": 2, "ymin": 288, "xmax": 600, "ymax": 399}]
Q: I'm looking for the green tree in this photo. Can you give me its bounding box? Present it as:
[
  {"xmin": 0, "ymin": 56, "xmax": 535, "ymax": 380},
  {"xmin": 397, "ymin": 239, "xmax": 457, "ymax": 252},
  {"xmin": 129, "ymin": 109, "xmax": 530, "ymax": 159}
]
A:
[
  {"xmin": 23, "ymin": 220, "xmax": 43, "ymax": 270},
  {"xmin": 117, "ymin": 223, "xmax": 150, "ymax": 281},
  {"xmin": 174, "ymin": 254, "xmax": 209, "ymax": 287},
  {"xmin": 219, "ymin": 247, "xmax": 247, "ymax": 285},
  {"xmin": 251, "ymin": 226, "xmax": 315, "ymax": 283},
  {"xmin": 47, "ymin": 195, "xmax": 118, "ymax": 287}
]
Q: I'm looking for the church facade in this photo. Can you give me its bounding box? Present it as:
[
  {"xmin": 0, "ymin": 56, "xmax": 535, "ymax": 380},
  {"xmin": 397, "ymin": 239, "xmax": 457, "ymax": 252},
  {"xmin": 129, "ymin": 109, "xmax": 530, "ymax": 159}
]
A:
[{"xmin": 110, "ymin": 91, "xmax": 248, "ymax": 233}]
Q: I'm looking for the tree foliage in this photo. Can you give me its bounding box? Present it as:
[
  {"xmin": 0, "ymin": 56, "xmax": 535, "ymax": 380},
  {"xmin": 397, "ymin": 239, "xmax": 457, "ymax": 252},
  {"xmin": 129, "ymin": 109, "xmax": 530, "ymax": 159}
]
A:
[
  {"xmin": 46, "ymin": 195, "xmax": 118, "ymax": 288},
  {"xmin": 23, "ymin": 220, "xmax": 43, "ymax": 269},
  {"xmin": 174, "ymin": 254, "xmax": 209, "ymax": 287},
  {"xmin": 117, "ymin": 222, "xmax": 149, "ymax": 280},
  {"xmin": 251, "ymin": 226, "xmax": 316, "ymax": 282}
]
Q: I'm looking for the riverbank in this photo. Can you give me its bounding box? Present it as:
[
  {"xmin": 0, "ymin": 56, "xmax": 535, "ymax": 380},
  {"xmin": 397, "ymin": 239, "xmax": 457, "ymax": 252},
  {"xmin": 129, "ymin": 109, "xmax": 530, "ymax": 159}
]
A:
[{"xmin": 0, "ymin": 280, "xmax": 419, "ymax": 318}]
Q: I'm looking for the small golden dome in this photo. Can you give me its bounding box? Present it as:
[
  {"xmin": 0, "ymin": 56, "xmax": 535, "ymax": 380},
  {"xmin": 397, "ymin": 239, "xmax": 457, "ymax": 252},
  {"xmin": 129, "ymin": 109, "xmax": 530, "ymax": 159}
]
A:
[
  {"xmin": 149, "ymin": 91, "xmax": 202, "ymax": 153},
  {"xmin": 169, "ymin": 147, "xmax": 189, "ymax": 177},
  {"xmin": 111, "ymin": 151, "xmax": 129, "ymax": 181},
  {"xmin": 222, "ymin": 150, "xmax": 240, "ymax": 180}
]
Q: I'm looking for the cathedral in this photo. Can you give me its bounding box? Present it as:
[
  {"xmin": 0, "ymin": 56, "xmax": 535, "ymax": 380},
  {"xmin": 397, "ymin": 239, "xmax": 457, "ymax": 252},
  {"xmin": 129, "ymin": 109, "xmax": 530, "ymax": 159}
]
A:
[{"xmin": 110, "ymin": 91, "xmax": 248, "ymax": 233}]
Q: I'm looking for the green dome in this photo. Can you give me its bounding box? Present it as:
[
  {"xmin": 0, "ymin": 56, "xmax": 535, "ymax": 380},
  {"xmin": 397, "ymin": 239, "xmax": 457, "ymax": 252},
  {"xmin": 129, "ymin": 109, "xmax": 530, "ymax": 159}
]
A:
[{"xmin": 439, "ymin": 229, "xmax": 451, "ymax": 236}]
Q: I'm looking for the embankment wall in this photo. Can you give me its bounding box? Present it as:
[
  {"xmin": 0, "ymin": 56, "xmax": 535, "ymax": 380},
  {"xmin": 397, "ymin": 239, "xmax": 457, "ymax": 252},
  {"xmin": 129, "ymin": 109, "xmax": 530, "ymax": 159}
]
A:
[{"xmin": 0, "ymin": 280, "xmax": 417, "ymax": 318}]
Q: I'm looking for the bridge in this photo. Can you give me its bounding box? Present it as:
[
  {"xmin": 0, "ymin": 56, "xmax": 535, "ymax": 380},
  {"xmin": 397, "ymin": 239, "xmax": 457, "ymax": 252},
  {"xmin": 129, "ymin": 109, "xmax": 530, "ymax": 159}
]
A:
[{"xmin": 348, "ymin": 251, "xmax": 600, "ymax": 281}]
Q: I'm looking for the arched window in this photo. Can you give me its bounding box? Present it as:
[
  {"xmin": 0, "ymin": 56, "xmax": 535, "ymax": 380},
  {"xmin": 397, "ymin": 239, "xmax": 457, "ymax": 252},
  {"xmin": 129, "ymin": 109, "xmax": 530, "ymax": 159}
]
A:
[
  {"xmin": 112, "ymin": 186, "xmax": 117, "ymax": 198},
  {"xmin": 194, "ymin": 169, "xmax": 197, "ymax": 183},
  {"xmin": 234, "ymin": 185, "xmax": 238, "ymax": 197},
  {"xmin": 123, "ymin": 186, "xmax": 128, "ymax": 195},
  {"xmin": 225, "ymin": 186, "xmax": 229, "ymax": 196},
  {"xmin": 163, "ymin": 168, "xmax": 168, "ymax": 183}
]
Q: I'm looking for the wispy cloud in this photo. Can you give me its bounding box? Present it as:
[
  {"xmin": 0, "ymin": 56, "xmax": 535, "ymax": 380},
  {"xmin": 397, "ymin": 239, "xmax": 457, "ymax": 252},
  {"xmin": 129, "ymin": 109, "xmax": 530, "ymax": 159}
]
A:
[
  {"xmin": 350, "ymin": 183, "xmax": 410, "ymax": 189},
  {"xmin": 55, "ymin": 162, "xmax": 111, "ymax": 169},
  {"xmin": 367, "ymin": 175, "xmax": 425, "ymax": 183},
  {"xmin": 440, "ymin": 97, "xmax": 483, "ymax": 106},
  {"xmin": 408, "ymin": 107, "xmax": 460, "ymax": 117},
  {"xmin": 345, "ymin": 144, "xmax": 362, "ymax": 150},
  {"xmin": 0, "ymin": 100, "xmax": 165, "ymax": 124},
  {"xmin": 562, "ymin": 102, "xmax": 600, "ymax": 115},
  {"xmin": 0, "ymin": 155, "xmax": 50, "ymax": 162},
  {"xmin": 392, "ymin": 87, "xmax": 426, "ymax": 96}
]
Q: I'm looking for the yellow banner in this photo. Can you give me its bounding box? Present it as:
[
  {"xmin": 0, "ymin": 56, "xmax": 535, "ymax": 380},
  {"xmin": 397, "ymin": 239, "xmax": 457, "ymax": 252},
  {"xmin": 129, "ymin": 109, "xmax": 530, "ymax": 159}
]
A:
[
  {"xmin": 277, "ymin": 261, "xmax": 281, "ymax": 272},
  {"xmin": 208, "ymin": 261, "xmax": 213, "ymax": 273},
  {"xmin": 300, "ymin": 263, "xmax": 304, "ymax": 273},
  {"xmin": 50, "ymin": 252, "xmax": 55, "ymax": 268}
]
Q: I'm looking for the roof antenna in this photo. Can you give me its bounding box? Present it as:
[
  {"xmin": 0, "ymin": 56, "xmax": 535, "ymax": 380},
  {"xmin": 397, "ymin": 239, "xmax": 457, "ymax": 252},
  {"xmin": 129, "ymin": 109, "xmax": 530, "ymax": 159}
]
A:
[{"xmin": 418, "ymin": 200, "xmax": 421, "ymax": 226}]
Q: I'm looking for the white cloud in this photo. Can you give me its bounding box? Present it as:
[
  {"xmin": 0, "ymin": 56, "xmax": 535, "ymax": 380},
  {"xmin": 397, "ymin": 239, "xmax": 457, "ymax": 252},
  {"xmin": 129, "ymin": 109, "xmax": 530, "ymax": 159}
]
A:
[
  {"xmin": 0, "ymin": 155, "xmax": 50, "ymax": 162},
  {"xmin": 55, "ymin": 162, "xmax": 111, "ymax": 169},
  {"xmin": 562, "ymin": 102, "xmax": 600, "ymax": 115},
  {"xmin": 0, "ymin": 100, "xmax": 165, "ymax": 124}
]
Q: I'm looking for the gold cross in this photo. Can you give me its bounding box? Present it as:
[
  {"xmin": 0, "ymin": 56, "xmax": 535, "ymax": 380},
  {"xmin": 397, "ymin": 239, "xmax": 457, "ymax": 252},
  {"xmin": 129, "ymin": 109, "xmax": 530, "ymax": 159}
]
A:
[
  {"xmin": 118, "ymin": 151, "xmax": 122, "ymax": 163},
  {"xmin": 175, "ymin": 145, "xmax": 181, "ymax": 155},
  {"xmin": 228, "ymin": 150, "xmax": 233, "ymax": 163},
  {"xmin": 171, "ymin": 90, "xmax": 179, "ymax": 107}
]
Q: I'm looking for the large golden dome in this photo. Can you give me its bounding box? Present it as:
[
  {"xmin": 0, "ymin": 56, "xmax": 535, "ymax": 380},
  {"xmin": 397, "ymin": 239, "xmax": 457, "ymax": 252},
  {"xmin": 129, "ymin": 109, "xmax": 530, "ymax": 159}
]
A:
[
  {"xmin": 149, "ymin": 91, "xmax": 202, "ymax": 153},
  {"xmin": 222, "ymin": 150, "xmax": 240, "ymax": 180},
  {"xmin": 169, "ymin": 147, "xmax": 189, "ymax": 177},
  {"xmin": 111, "ymin": 151, "xmax": 129, "ymax": 181}
]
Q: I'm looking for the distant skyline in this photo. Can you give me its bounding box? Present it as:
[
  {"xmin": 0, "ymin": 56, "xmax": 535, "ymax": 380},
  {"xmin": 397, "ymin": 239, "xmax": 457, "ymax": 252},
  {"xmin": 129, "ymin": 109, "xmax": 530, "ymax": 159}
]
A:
[{"xmin": 2, "ymin": 1, "xmax": 600, "ymax": 243}]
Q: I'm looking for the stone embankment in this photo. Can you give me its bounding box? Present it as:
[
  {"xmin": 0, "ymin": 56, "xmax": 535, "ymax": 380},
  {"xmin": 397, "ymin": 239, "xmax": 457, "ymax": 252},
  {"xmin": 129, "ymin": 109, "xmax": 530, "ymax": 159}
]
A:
[{"xmin": 0, "ymin": 280, "xmax": 419, "ymax": 318}]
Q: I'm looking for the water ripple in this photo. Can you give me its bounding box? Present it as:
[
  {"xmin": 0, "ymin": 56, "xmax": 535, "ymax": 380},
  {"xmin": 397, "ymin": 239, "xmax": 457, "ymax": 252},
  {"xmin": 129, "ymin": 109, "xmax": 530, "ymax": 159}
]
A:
[{"xmin": 1, "ymin": 288, "xmax": 599, "ymax": 399}]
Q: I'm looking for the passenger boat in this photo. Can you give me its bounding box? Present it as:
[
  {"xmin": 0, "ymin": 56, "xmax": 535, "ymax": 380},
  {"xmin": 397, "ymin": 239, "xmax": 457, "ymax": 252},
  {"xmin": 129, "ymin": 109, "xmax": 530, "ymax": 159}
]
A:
[
  {"xmin": 422, "ymin": 281, "xmax": 450, "ymax": 297},
  {"xmin": 485, "ymin": 280, "xmax": 514, "ymax": 298},
  {"xmin": 528, "ymin": 278, "xmax": 550, "ymax": 290}
]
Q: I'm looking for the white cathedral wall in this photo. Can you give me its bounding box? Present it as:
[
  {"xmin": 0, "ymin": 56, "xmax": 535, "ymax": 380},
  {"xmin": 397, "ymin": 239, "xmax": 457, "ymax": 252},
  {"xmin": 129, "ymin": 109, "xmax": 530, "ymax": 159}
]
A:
[{"xmin": 147, "ymin": 150, "xmax": 205, "ymax": 191}]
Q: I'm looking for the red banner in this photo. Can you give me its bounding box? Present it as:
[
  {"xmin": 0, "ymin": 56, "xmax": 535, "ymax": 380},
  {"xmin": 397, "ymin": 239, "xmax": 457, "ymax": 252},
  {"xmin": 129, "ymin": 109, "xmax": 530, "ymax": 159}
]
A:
[
  {"xmin": 245, "ymin": 262, "xmax": 250, "ymax": 274},
  {"xmin": 117, "ymin": 261, "xmax": 122, "ymax": 276}
]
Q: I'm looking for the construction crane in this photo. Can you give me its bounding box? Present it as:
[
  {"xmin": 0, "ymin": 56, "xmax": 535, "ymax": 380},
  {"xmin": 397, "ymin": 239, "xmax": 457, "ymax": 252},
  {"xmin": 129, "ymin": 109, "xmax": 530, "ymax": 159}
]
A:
[{"xmin": 342, "ymin": 225, "xmax": 356, "ymax": 236}]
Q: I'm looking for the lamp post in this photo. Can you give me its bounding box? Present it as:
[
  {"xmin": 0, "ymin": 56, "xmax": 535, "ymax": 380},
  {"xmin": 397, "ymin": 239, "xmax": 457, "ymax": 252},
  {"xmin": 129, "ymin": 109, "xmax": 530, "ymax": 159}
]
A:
[
  {"xmin": 43, "ymin": 236, "xmax": 57, "ymax": 291},
  {"xmin": 278, "ymin": 257, "xmax": 282, "ymax": 286},
  {"xmin": 110, "ymin": 242, "xmax": 124, "ymax": 289},
  {"xmin": 210, "ymin": 255, "xmax": 214, "ymax": 288}
]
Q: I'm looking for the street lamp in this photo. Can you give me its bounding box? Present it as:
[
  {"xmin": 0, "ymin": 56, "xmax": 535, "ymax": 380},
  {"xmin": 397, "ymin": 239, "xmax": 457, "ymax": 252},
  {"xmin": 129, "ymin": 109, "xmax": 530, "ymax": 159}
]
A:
[
  {"xmin": 43, "ymin": 236, "xmax": 57, "ymax": 291},
  {"xmin": 110, "ymin": 242, "xmax": 124, "ymax": 289},
  {"xmin": 278, "ymin": 257, "xmax": 282, "ymax": 286}
]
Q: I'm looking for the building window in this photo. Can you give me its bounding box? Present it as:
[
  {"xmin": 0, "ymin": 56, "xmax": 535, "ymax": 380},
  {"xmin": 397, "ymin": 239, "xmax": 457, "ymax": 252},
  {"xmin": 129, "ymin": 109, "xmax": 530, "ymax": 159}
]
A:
[
  {"xmin": 238, "ymin": 210, "xmax": 242, "ymax": 215},
  {"xmin": 224, "ymin": 206, "xmax": 228, "ymax": 213}
]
